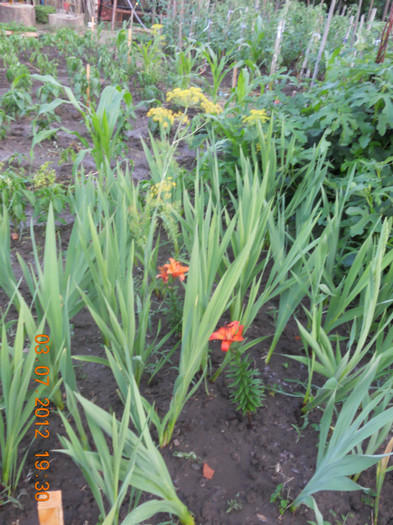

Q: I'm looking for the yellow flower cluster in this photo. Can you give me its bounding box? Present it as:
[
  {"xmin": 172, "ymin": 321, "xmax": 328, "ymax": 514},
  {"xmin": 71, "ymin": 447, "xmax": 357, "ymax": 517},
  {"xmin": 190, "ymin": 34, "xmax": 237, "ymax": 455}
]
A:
[
  {"xmin": 147, "ymin": 107, "xmax": 190, "ymax": 129},
  {"xmin": 151, "ymin": 23, "xmax": 164, "ymax": 35},
  {"xmin": 150, "ymin": 177, "xmax": 177, "ymax": 201},
  {"xmin": 242, "ymin": 109, "xmax": 269, "ymax": 125},
  {"xmin": 33, "ymin": 163, "xmax": 56, "ymax": 189},
  {"xmin": 166, "ymin": 87, "xmax": 222, "ymax": 115}
]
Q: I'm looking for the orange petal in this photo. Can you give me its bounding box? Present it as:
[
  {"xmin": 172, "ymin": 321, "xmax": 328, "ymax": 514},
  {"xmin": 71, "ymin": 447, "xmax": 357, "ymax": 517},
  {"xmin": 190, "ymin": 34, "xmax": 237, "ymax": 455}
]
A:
[
  {"xmin": 221, "ymin": 340, "xmax": 231, "ymax": 352},
  {"xmin": 202, "ymin": 462, "xmax": 215, "ymax": 480}
]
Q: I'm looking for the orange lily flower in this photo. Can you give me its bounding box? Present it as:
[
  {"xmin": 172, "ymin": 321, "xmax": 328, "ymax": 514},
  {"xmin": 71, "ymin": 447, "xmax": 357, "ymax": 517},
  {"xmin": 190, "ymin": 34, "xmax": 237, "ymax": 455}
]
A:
[
  {"xmin": 209, "ymin": 321, "xmax": 244, "ymax": 352},
  {"xmin": 156, "ymin": 258, "xmax": 189, "ymax": 282}
]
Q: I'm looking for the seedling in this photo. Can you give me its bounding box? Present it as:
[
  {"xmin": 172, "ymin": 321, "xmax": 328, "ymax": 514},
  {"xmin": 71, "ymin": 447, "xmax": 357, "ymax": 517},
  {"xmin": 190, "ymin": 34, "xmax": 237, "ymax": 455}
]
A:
[
  {"xmin": 270, "ymin": 483, "xmax": 291, "ymax": 516},
  {"xmin": 226, "ymin": 493, "xmax": 242, "ymax": 513}
]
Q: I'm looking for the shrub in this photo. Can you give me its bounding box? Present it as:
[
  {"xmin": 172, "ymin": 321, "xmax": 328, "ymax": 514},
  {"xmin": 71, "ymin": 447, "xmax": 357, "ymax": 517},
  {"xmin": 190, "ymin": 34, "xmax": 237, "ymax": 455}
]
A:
[{"xmin": 34, "ymin": 5, "xmax": 56, "ymax": 24}]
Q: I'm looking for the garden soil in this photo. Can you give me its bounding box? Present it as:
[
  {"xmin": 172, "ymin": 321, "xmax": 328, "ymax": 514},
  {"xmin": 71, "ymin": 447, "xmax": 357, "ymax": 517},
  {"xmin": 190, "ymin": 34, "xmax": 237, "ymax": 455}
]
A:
[{"xmin": 1, "ymin": 37, "xmax": 393, "ymax": 525}]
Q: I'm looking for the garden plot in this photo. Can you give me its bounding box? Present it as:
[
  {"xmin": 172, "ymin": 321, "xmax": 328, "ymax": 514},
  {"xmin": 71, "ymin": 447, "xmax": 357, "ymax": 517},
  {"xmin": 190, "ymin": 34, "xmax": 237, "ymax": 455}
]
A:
[{"xmin": 1, "ymin": 3, "xmax": 393, "ymax": 525}]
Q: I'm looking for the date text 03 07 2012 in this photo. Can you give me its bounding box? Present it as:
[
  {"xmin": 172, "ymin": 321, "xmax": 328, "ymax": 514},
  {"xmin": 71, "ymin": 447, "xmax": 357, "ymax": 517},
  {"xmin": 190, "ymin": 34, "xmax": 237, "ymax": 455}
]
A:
[{"xmin": 33, "ymin": 334, "xmax": 51, "ymax": 503}]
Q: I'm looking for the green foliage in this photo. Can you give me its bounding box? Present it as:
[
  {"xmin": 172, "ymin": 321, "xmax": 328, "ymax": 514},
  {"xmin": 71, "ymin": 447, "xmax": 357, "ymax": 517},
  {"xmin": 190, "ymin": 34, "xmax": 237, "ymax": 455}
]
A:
[
  {"xmin": 270, "ymin": 483, "xmax": 291, "ymax": 516},
  {"xmin": 34, "ymin": 5, "xmax": 56, "ymax": 24},
  {"xmin": 226, "ymin": 353, "xmax": 265, "ymax": 418}
]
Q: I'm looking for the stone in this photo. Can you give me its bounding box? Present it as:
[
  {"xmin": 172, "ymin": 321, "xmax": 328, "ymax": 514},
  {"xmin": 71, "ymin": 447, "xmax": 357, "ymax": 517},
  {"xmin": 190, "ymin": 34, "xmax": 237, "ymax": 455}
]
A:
[
  {"xmin": 48, "ymin": 12, "xmax": 84, "ymax": 28},
  {"xmin": 0, "ymin": 3, "xmax": 35, "ymax": 26}
]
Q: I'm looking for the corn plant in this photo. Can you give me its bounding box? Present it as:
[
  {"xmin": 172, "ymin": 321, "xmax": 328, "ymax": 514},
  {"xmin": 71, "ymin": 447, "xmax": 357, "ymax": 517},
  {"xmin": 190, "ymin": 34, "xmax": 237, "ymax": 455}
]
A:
[
  {"xmin": 57, "ymin": 383, "xmax": 195, "ymax": 525},
  {"xmin": 200, "ymin": 44, "xmax": 233, "ymax": 102},
  {"xmin": 292, "ymin": 357, "xmax": 393, "ymax": 525},
  {"xmin": 171, "ymin": 42, "xmax": 202, "ymax": 88},
  {"xmin": 31, "ymin": 75, "xmax": 135, "ymax": 173},
  {"xmin": 0, "ymin": 298, "xmax": 46, "ymax": 495}
]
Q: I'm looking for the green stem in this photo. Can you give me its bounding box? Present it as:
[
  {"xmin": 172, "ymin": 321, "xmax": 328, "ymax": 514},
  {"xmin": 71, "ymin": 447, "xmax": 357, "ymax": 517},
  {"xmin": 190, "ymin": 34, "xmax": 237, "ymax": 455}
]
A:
[{"xmin": 209, "ymin": 348, "xmax": 235, "ymax": 383}]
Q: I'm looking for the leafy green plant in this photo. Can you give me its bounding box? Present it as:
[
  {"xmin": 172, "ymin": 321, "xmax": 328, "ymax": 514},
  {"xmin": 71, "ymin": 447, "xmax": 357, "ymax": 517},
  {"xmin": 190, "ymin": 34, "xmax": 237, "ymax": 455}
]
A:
[
  {"xmin": 226, "ymin": 352, "xmax": 265, "ymax": 425},
  {"xmin": 226, "ymin": 493, "xmax": 242, "ymax": 513},
  {"xmin": 0, "ymin": 75, "xmax": 34, "ymax": 117},
  {"xmin": 0, "ymin": 109, "xmax": 11, "ymax": 139},
  {"xmin": 292, "ymin": 357, "xmax": 393, "ymax": 525},
  {"xmin": 0, "ymin": 300, "xmax": 46, "ymax": 495},
  {"xmin": 270, "ymin": 483, "xmax": 291, "ymax": 516},
  {"xmin": 32, "ymin": 75, "xmax": 136, "ymax": 173},
  {"xmin": 0, "ymin": 163, "xmax": 29, "ymax": 231},
  {"xmin": 200, "ymin": 44, "xmax": 232, "ymax": 103},
  {"xmin": 15, "ymin": 206, "xmax": 90, "ymax": 408},
  {"xmin": 57, "ymin": 384, "xmax": 195, "ymax": 525},
  {"xmin": 34, "ymin": 5, "xmax": 56, "ymax": 24},
  {"xmin": 26, "ymin": 162, "xmax": 70, "ymax": 223}
]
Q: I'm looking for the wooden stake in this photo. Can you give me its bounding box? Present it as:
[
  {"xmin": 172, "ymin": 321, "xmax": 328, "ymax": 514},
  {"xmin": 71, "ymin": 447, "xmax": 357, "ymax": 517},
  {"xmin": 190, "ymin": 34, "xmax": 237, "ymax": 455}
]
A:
[
  {"xmin": 127, "ymin": 25, "xmax": 132, "ymax": 64},
  {"xmin": 351, "ymin": 0, "xmax": 363, "ymax": 45},
  {"xmin": 178, "ymin": 0, "xmax": 184, "ymax": 49},
  {"xmin": 367, "ymin": 0, "xmax": 375, "ymax": 21},
  {"xmin": 343, "ymin": 15, "xmax": 355, "ymax": 44},
  {"xmin": 269, "ymin": 0, "xmax": 291, "ymax": 82},
  {"xmin": 111, "ymin": 0, "xmax": 118, "ymax": 31},
  {"xmin": 232, "ymin": 66, "xmax": 238, "ymax": 89},
  {"xmin": 91, "ymin": 16, "xmax": 95, "ymax": 34},
  {"xmin": 311, "ymin": 0, "xmax": 336, "ymax": 85},
  {"xmin": 382, "ymin": 0, "xmax": 391, "ymax": 21},
  {"xmin": 173, "ymin": 0, "xmax": 177, "ymax": 19},
  {"xmin": 367, "ymin": 8, "xmax": 377, "ymax": 30},
  {"xmin": 37, "ymin": 491, "xmax": 64, "ymax": 525},
  {"xmin": 299, "ymin": 18, "xmax": 322, "ymax": 79},
  {"xmin": 86, "ymin": 63, "xmax": 90, "ymax": 108}
]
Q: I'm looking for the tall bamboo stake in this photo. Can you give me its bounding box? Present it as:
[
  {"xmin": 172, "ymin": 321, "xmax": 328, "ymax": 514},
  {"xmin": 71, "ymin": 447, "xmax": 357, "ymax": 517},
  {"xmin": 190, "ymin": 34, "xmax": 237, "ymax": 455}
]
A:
[{"xmin": 311, "ymin": 0, "xmax": 336, "ymax": 85}]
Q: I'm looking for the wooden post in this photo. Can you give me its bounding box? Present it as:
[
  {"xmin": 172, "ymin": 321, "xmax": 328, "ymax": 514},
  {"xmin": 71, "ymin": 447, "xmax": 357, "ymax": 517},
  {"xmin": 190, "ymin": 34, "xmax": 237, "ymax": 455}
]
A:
[
  {"xmin": 232, "ymin": 66, "xmax": 238, "ymax": 89},
  {"xmin": 367, "ymin": 0, "xmax": 375, "ymax": 21},
  {"xmin": 382, "ymin": 0, "xmax": 391, "ymax": 21},
  {"xmin": 351, "ymin": 0, "xmax": 363, "ymax": 45},
  {"xmin": 311, "ymin": 0, "xmax": 336, "ymax": 85},
  {"xmin": 91, "ymin": 16, "xmax": 95, "ymax": 34},
  {"xmin": 37, "ymin": 491, "xmax": 64, "ymax": 525},
  {"xmin": 343, "ymin": 15, "xmax": 355, "ymax": 43},
  {"xmin": 86, "ymin": 63, "xmax": 90, "ymax": 107},
  {"xmin": 178, "ymin": 0, "xmax": 184, "ymax": 49},
  {"xmin": 299, "ymin": 19, "xmax": 322, "ymax": 79},
  {"xmin": 127, "ymin": 22, "xmax": 132, "ymax": 64},
  {"xmin": 269, "ymin": 0, "xmax": 291, "ymax": 81},
  {"xmin": 111, "ymin": 0, "xmax": 118, "ymax": 31},
  {"xmin": 367, "ymin": 8, "xmax": 377, "ymax": 30}
]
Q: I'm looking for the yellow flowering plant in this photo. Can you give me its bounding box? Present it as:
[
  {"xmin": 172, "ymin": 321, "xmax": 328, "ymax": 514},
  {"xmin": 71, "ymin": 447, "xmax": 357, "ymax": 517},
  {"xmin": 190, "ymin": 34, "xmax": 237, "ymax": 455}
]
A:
[
  {"xmin": 146, "ymin": 107, "xmax": 189, "ymax": 134},
  {"xmin": 242, "ymin": 108, "xmax": 270, "ymax": 125},
  {"xmin": 166, "ymin": 87, "xmax": 222, "ymax": 115}
]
